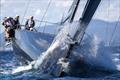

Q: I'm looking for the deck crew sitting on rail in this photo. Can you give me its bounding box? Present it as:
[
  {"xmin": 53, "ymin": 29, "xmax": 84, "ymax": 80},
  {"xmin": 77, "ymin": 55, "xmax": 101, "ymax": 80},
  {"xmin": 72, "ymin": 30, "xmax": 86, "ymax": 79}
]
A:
[
  {"xmin": 14, "ymin": 15, "xmax": 20, "ymax": 29},
  {"xmin": 2, "ymin": 17, "xmax": 15, "ymax": 41},
  {"xmin": 25, "ymin": 16, "xmax": 35, "ymax": 31},
  {"xmin": 2, "ymin": 17, "xmax": 7, "ymax": 40}
]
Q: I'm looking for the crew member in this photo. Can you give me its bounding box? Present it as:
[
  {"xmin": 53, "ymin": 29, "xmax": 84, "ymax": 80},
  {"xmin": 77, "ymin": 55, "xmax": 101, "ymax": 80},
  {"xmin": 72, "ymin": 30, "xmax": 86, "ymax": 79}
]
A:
[
  {"xmin": 25, "ymin": 16, "xmax": 35, "ymax": 31},
  {"xmin": 14, "ymin": 15, "xmax": 20, "ymax": 29},
  {"xmin": 2, "ymin": 17, "xmax": 8, "ymax": 41},
  {"xmin": 2, "ymin": 17, "xmax": 15, "ymax": 41}
]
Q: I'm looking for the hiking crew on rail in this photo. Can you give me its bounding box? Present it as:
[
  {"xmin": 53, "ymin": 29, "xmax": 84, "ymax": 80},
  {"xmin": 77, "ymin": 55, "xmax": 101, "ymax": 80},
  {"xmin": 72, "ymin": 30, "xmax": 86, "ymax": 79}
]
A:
[
  {"xmin": 25, "ymin": 16, "xmax": 35, "ymax": 31},
  {"xmin": 1, "ymin": 16, "xmax": 35, "ymax": 41}
]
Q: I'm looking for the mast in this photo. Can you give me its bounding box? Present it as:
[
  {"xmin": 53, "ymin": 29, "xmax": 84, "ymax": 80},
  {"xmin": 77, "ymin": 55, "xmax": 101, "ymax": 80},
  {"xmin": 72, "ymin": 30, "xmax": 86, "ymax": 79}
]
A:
[
  {"xmin": 80, "ymin": 0, "xmax": 101, "ymax": 24},
  {"xmin": 61, "ymin": 0, "xmax": 80, "ymax": 24},
  {"xmin": 74, "ymin": 0, "xmax": 101, "ymax": 43},
  {"xmin": 69, "ymin": 0, "xmax": 80, "ymax": 23}
]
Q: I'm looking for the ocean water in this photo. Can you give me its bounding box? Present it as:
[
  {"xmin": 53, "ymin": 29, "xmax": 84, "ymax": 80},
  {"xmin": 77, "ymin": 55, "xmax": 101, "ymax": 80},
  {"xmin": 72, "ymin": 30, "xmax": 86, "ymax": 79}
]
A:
[
  {"xmin": 0, "ymin": 25, "xmax": 120, "ymax": 80},
  {"xmin": 0, "ymin": 41, "xmax": 120, "ymax": 80}
]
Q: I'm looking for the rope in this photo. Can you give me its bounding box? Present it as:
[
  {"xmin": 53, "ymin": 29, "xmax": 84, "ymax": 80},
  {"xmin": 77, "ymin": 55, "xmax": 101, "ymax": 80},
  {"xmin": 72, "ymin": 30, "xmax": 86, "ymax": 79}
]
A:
[
  {"xmin": 38, "ymin": 0, "xmax": 52, "ymax": 29},
  {"xmin": 21, "ymin": 0, "xmax": 31, "ymax": 24}
]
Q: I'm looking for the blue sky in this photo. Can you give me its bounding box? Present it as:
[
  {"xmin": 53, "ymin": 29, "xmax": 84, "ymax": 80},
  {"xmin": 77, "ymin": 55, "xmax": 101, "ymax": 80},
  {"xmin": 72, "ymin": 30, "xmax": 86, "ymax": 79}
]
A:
[
  {"xmin": 93, "ymin": 0, "xmax": 120, "ymax": 22},
  {"xmin": 0, "ymin": 0, "xmax": 73, "ymax": 32},
  {"xmin": 0, "ymin": 0, "xmax": 73, "ymax": 23},
  {"xmin": 0, "ymin": 0, "xmax": 120, "ymax": 22},
  {"xmin": 0, "ymin": 0, "xmax": 120, "ymax": 42}
]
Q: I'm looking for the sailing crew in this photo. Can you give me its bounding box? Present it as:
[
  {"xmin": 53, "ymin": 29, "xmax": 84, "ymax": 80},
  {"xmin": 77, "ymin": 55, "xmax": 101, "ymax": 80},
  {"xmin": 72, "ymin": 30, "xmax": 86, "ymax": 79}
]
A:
[
  {"xmin": 2, "ymin": 17, "xmax": 8, "ymax": 41},
  {"xmin": 25, "ymin": 16, "xmax": 35, "ymax": 31},
  {"xmin": 2, "ymin": 17, "xmax": 15, "ymax": 41},
  {"xmin": 2, "ymin": 17, "xmax": 7, "ymax": 28},
  {"xmin": 14, "ymin": 15, "xmax": 20, "ymax": 29}
]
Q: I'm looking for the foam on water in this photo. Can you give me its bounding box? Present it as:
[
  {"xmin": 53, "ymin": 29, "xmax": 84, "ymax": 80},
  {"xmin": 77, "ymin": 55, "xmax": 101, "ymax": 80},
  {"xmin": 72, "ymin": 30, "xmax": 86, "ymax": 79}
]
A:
[
  {"xmin": 0, "ymin": 21, "xmax": 120, "ymax": 80},
  {"xmin": 0, "ymin": 35, "xmax": 120, "ymax": 80},
  {"xmin": 72, "ymin": 34, "xmax": 119, "ymax": 71}
]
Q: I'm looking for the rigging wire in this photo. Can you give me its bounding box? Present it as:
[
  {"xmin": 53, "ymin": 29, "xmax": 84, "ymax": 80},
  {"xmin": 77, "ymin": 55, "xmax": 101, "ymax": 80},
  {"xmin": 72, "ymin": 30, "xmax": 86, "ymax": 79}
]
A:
[
  {"xmin": 109, "ymin": 0, "xmax": 120, "ymax": 46},
  {"xmin": 38, "ymin": 0, "xmax": 52, "ymax": 29},
  {"xmin": 21, "ymin": 0, "xmax": 31, "ymax": 24},
  {"xmin": 106, "ymin": 0, "xmax": 110, "ymax": 46},
  {"xmin": 109, "ymin": 16, "xmax": 120, "ymax": 46}
]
